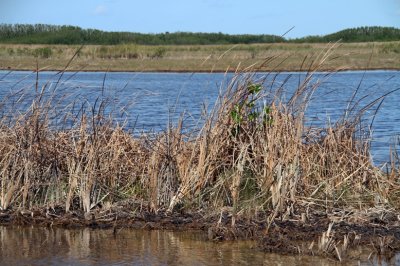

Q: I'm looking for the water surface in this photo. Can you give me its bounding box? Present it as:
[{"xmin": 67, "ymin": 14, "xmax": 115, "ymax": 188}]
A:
[{"xmin": 1, "ymin": 226, "xmax": 396, "ymax": 265}]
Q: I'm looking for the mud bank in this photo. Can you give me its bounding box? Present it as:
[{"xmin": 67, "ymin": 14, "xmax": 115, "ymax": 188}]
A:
[{"xmin": 1, "ymin": 204, "xmax": 399, "ymax": 262}]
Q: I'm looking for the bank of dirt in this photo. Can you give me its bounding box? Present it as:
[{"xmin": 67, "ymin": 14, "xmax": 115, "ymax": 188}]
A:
[{"xmin": 1, "ymin": 203, "xmax": 399, "ymax": 262}]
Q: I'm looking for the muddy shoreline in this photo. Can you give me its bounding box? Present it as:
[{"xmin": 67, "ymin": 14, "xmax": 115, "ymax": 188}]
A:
[
  {"xmin": 1, "ymin": 66, "xmax": 400, "ymax": 73},
  {"xmin": 1, "ymin": 204, "xmax": 399, "ymax": 262}
]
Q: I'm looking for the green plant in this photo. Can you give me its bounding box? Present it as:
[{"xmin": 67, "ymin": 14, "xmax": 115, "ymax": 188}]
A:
[
  {"xmin": 6, "ymin": 48, "xmax": 14, "ymax": 56},
  {"xmin": 33, "ymin": 47, "xmax": 52, "ymax": 58},
  {"xmin": 380, "ymin": 43, "xmax": 400, "ymax": 54},
  {"xmin": 151, "ymin": 47, "xmax": 167, "ymax": 59}
]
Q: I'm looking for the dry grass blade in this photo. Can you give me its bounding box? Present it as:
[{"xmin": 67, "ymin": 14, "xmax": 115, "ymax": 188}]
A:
[{"xmin": 0, "ymin": 45, "xmax": 398, "ymax": 261}]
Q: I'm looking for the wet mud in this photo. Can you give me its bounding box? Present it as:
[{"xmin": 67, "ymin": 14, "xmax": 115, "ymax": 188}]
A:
[{"xmin": 1, "ymin": 204, "xmax": 399, "ymax": 262}]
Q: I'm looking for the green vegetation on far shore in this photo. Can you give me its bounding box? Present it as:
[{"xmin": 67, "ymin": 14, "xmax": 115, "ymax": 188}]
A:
[
  {"xmin": 1, "ymin": 24, "xmax": 400, "ymax": 72},
  {"xmin": 0, "ymin": 24, "xmax": 284, "ymax": 45},
  {"xmin": 291, "ymin": 26, "xmax": 400, "ymax": 43},
  {"xmin": 0, "ymin": 24, "xmax": 400, "ymax": 45}
]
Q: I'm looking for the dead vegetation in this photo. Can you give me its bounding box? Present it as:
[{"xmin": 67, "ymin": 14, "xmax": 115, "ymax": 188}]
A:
[{"xmin": 0, "ymin": 46, "xmax": 400, "ymax": 261}]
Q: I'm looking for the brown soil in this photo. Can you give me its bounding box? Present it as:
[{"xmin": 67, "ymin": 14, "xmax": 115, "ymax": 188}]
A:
[{"xmin": 1, "ymin": 204, "xmax": 399, "ymax": 262}]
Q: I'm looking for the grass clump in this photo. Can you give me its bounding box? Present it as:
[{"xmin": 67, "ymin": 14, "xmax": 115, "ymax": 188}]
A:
[
  {"xmin": 0, "ymin": 46, "xmax": 398, "ymax": 240},
  {"xmin": 2, "ymin": 42, "xmax": 400, "ymax": 72}
]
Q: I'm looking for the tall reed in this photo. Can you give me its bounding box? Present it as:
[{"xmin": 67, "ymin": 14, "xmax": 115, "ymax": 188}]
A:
[{"xmin": 0, "ymin": 49, "xmax": 398, "ymax": 227}]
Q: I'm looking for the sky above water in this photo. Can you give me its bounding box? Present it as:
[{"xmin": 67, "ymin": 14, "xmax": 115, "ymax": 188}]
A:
[{"xmin": 0, "ymin": 0, "xmax": 399, "ymax": 38}]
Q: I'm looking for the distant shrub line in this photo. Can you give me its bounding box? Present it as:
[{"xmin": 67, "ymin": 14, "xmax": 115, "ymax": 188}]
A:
[
  {"xmin": 290, "ymin": 26, "xmax": 400, "ymax": 43},
  {"xmin": 0, "ymin": 24, "xmax": 283, "ymax": 45},
  {"xmin": 0, "ymin": 24, "xmax": 399, "ymax": 45}
]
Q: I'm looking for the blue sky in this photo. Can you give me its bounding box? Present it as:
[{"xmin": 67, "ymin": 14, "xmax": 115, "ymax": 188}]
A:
[{"xmin": 0, "ymin": 0, "xmax": 399, "ymax": 38}]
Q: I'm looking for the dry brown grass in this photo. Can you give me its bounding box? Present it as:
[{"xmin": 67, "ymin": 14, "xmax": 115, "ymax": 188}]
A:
[
  {"xmin": 1, "ymin": 42, "xmax": 400, "ymax": 72},
  {"xmin": 0, "ymin": 45, "xmax": 398, "ymax": 233}
]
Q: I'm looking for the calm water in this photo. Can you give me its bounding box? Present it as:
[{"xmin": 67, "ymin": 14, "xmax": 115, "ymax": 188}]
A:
[
  {"xmin": 0, "ymin": 226, "xmax": 397, "ymax": 265},
  {"xmin": 0, "ymin": 70, "xmax": 399, "ymax": 165}
]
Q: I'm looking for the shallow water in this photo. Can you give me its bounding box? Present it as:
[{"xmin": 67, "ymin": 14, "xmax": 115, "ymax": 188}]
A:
[
  {"xmin": 0, "ymin": 70, "xmax": 399, "ymax": 165},
  {"xmin": 1, "ymin": 226, "xmax": 398, "ymax": 265}
]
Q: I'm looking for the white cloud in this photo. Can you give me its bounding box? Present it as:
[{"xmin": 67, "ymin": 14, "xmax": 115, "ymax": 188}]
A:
[{"xmin": 94, "ymin": 5, "xmax": 107, "ymax": 15}]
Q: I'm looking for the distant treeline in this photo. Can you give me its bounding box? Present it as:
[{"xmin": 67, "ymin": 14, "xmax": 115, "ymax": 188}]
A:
[
  {"xmin": 0, "ymin": 24, "xmax": 399, "ymax": 45},
  {"xmin": 0, "ymin": 24, "xmax": 283, "ymax": 45},
  {"xmin": 291, "ymin": 26, "xmax": 400, "ymax": 43}
]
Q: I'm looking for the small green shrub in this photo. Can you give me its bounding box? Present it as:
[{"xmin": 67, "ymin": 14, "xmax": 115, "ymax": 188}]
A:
[
  {"xmin": 33, "ymin": 47, "xmax": 52, "ymax": 58},
  {"xmin": 380, "ymin": 43, "xmax": 400, "ymax": 54},
  {"xmin": 98, "ymin": 46, "xmax": 110, "ymax": 58},
  {"xmin": 7, "ymin": 48, "xmax": 14, "ymax": 56},
  {"xmin": 150, "ymin": 47, "xmax": 167, "ymax": 59}
]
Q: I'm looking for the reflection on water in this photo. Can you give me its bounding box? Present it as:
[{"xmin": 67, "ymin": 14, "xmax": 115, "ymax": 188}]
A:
[{"xmin": 0, "ymin": 226, "xmax": 398, "ymax": 265}]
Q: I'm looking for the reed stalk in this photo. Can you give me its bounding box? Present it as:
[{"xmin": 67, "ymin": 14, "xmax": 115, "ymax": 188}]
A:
[{"xmin": 0, "ymin": 46, "xmax": 398, "ymax": 233}]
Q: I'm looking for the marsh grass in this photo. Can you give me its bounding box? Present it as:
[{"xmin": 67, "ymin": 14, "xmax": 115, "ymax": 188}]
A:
[
  {"xmin": 1, "ymin": 42, "xmax": 400, "ymax": 72},
  {"xmin": 0, "ymin": 44, "xmax": 398, "ymax": 240}
]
